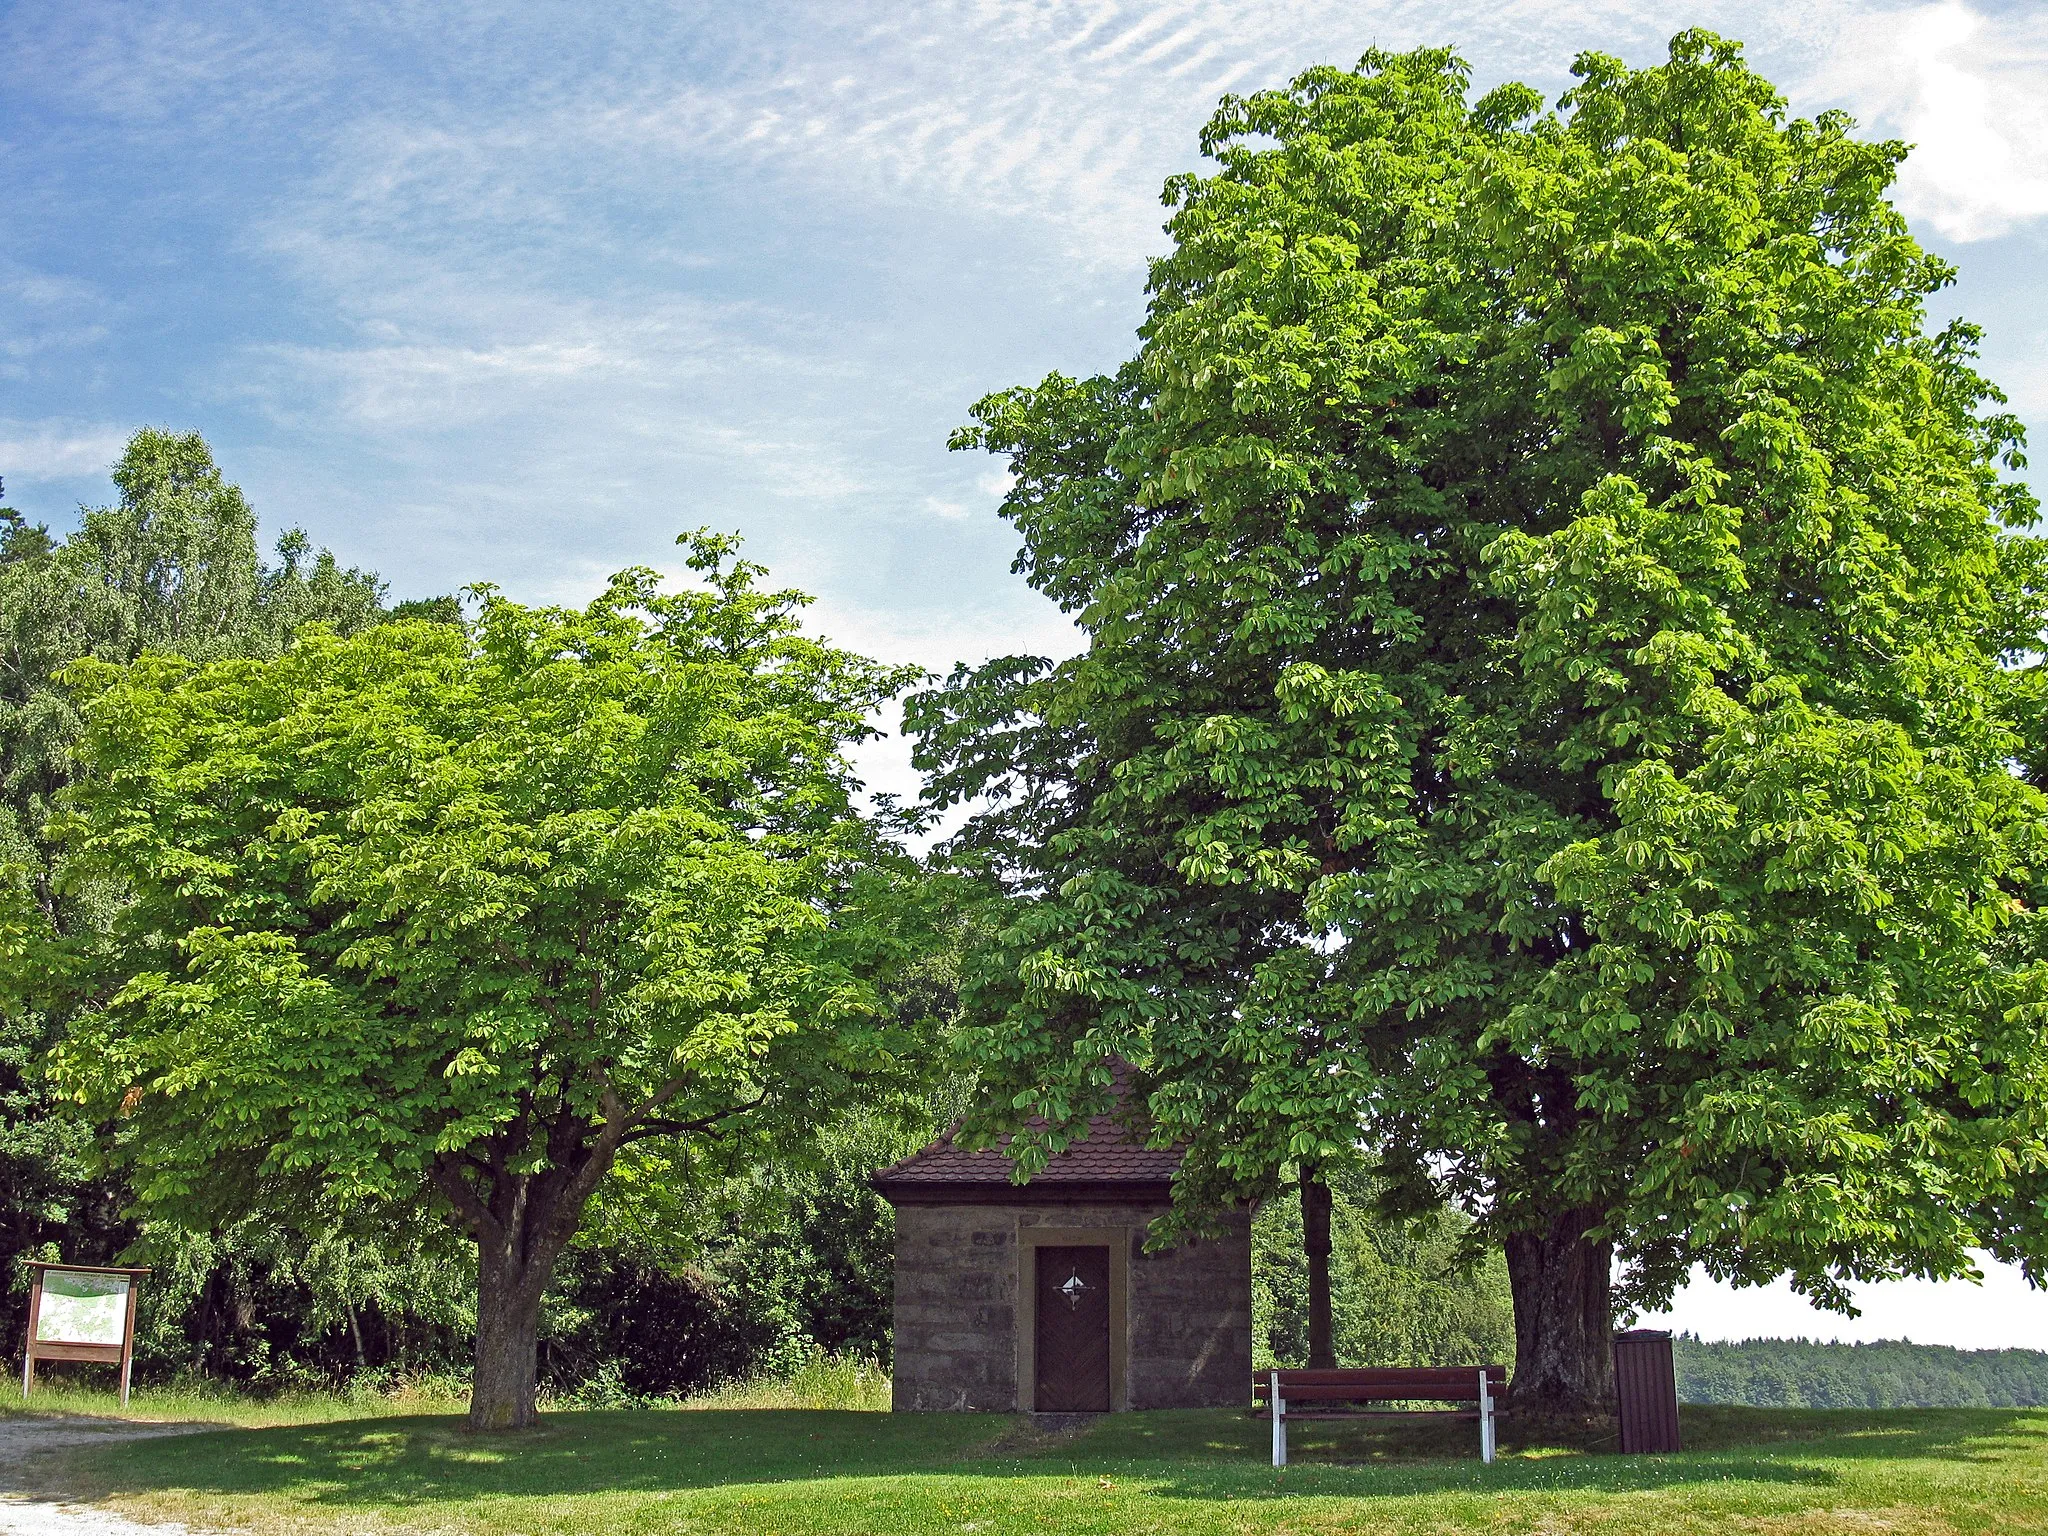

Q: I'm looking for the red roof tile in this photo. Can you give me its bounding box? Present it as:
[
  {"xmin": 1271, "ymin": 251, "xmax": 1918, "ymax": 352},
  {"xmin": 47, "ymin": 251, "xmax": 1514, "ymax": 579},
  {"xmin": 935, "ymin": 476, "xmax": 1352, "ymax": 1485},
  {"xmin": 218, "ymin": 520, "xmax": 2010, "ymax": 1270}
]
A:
[{"xmin": 873, "ymin": 1061, "xmax": 1184, "ymax": 1193}]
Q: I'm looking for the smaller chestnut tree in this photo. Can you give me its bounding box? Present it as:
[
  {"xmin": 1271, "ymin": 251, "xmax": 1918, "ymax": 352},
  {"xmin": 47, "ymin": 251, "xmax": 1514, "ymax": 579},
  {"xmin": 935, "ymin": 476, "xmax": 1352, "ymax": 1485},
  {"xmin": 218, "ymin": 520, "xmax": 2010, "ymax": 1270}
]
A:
[{"xmin": 46, "ymin": 536, "xmax": 936, "ymax": 1429}]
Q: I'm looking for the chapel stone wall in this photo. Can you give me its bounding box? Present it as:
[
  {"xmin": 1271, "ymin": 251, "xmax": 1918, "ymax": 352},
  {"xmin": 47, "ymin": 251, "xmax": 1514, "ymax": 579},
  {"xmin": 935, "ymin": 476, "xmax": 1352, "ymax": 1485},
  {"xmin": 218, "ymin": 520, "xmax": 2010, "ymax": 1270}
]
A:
[{"xmin": 890, "ymin": 1202, "xmax": 1250, "ymax": 1413}]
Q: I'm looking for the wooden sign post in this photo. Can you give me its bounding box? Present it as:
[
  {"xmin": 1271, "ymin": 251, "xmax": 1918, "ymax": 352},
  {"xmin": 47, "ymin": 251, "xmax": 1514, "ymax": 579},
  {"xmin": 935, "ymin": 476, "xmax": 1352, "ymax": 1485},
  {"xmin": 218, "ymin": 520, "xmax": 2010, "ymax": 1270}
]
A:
[{"xmin": 20, "ymin": 1262, "xmax": 150, "ymax": 1407}]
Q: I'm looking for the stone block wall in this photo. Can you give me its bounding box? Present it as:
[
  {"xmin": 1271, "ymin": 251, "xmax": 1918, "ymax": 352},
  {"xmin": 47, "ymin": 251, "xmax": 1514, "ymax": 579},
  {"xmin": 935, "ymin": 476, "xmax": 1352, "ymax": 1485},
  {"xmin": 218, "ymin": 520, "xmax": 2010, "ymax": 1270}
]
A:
[
  {"xmin": 891, "ymin": 1203, "xmax": 1020, "ymax": 1412},
  {"xmin": 1125, "ymin": 1207, "xmax": 1252, "ymax": 1409},
  {"xmin": 890, "ymin": 1201, "xmax": 1250, "ymax": 1413}
]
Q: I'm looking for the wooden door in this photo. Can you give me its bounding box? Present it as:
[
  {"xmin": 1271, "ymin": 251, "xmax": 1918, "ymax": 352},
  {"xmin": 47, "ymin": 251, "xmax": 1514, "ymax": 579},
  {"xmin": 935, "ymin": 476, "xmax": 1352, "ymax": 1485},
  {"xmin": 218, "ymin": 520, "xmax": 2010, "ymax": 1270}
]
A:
[{"xmin": 1034, "ymin": 1245, "xmax": 1111, "ymax": 1412}]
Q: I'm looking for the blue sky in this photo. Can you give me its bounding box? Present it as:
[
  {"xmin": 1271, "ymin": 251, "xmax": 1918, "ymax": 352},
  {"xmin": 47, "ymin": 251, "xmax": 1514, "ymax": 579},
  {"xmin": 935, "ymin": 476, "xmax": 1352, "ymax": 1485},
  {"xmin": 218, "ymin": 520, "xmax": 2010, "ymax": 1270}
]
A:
[{"xmin": 8, "ymin": 0, "xmax": 2048, "ymax": 1347}]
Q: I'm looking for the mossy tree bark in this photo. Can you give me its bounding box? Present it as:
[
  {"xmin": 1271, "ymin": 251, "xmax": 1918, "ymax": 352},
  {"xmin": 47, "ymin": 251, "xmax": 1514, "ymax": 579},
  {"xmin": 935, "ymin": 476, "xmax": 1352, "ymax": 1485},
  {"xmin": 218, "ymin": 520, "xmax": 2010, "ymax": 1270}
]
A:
[{"xmin": 1504, "ymin": 1208, "xmax": 1615, "ymax": 1419}]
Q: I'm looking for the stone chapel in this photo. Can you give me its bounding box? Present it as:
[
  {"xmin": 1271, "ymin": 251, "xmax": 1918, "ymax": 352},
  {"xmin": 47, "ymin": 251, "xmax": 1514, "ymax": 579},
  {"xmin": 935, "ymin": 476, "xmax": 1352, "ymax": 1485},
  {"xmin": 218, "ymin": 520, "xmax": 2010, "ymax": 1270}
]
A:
[{"xmin": 872, "ymin": 1070, "xmax": 1250, "ymax": 1414}]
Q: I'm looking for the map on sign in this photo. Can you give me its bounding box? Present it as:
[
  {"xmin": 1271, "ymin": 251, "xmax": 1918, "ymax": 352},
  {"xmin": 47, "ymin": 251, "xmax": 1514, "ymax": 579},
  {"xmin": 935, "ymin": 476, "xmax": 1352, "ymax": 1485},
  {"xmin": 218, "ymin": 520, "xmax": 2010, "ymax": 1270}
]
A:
[{"xmin": 34, "ymin": 1270, "xmax": 129, "ymax": 1346}]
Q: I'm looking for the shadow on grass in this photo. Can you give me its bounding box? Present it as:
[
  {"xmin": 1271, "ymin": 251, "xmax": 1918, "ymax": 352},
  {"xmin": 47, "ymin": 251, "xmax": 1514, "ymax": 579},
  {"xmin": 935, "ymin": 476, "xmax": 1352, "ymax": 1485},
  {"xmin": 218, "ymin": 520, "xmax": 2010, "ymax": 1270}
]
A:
[
  {"xmin": 996, "ymin": 1404, "xmax": 2048, "ymax": 1503},
  {"xmin": 54, "ymin": 1409, "xmax": 992, "ymax": 1510},
  {"xmin": 49, "ymin": 1403, "xmax": 2048, "ymax": 1513},
  {"xmin": 1066, "ymin": 1403, "xmax": 2048, "ymax": 1465}
]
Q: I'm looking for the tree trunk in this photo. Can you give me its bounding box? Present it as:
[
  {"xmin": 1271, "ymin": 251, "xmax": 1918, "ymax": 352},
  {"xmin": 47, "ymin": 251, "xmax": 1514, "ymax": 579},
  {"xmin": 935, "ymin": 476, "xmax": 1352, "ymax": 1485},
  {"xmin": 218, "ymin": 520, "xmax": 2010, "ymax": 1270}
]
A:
[
  {"xmin": 469, "ymin": 1240, "xmax": 558, "ymax": 1431},
  {"xmin": 1503, "ymin": 1206, "xmax": 1615, "ymax": 1420},
  {"xmin": 431, "ymin": 1087, "xmax": 672, "ymax": 1428},
  {"xmin": 1301, "ymin": 1168, "xmax": 1336, "ymax": 1370}
]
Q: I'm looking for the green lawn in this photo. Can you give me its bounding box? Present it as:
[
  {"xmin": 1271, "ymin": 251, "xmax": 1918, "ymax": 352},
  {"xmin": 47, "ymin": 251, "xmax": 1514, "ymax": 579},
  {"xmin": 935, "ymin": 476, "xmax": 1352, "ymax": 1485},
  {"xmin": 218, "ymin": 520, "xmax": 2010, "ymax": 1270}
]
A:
[{"xmin": 23, "ymin": 1399, "xmax": 2048, "ymax": 1535}]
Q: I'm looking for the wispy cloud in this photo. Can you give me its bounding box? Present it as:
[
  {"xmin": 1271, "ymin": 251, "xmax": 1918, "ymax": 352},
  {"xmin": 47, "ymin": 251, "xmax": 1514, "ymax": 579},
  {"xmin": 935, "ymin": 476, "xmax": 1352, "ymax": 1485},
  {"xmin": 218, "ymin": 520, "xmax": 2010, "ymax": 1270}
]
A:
[
  {"xmin": 0, "ymin": 0, "xmax": 335, "ymax": 131},
  {"xmin": 1813, "ymin": 2, "xmax": 2048, "ymax": 241},
  {"xmin": 0, "ymin": 420, "xmax": 131, "ymax": 484},
  {"xmin": 8, "ymin": 0, "xmax": 2045, "ymax": 623},
  {"xmin": 0, "ymin": 266, "xmax": 117, "ymax": 382},
  {"xmin": 561, "ymin": 0, "xmax": 1638, "ymax": 257},
  {"xmin": 244, "ymin": 338, "xmax": 627, "ymax": 429}
]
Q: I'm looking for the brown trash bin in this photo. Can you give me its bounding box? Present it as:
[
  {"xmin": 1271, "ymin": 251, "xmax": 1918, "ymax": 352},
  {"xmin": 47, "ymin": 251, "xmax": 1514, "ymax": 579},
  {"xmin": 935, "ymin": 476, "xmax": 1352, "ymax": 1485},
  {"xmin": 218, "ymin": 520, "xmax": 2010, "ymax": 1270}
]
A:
[{"xmin": 1613, "ymin": 1329, "xmax": 1682, "ymax": 1453}]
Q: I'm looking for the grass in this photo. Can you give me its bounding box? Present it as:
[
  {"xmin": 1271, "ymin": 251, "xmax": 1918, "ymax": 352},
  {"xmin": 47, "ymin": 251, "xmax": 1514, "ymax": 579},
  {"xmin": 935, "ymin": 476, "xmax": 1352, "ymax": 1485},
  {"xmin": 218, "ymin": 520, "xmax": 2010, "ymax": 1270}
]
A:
[
  {"xmin": 1, "ymin": 1374, "xmax": 469, "ymax": 1428},
  {"xmin": 13, "ymin": 1390, "xmax": 2048, "ymax": 1534},
  {"xmin": 6, "ymin": 1349, "xmax": 888, "ymax": 1425},
  {"xmin": 681, "ymin": 1352, "xmax": 893, "ymax": 1413}
]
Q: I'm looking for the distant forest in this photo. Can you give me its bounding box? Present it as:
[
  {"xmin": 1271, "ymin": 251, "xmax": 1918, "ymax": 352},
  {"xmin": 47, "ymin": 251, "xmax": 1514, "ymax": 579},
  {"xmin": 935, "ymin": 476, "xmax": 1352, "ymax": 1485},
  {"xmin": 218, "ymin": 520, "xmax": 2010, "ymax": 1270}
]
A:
[{"xmin": 1675, "ymin": 1337, "xmax": 2048, "ymax": 1408}]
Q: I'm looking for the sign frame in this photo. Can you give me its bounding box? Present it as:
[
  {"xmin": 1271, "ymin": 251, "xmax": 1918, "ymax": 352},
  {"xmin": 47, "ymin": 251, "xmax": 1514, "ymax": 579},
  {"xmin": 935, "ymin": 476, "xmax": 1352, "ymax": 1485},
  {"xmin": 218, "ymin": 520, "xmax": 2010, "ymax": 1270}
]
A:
[{"xmin": 20, "ymin": 1261, "xmax": 151, "ymax": 1407}]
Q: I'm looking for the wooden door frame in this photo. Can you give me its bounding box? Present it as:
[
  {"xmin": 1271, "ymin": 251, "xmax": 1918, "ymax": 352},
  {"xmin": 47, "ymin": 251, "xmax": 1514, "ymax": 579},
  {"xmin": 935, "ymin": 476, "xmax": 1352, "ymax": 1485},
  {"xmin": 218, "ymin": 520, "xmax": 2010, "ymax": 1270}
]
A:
[{"xmin": 1016, "ymin": 1227, "xmax": 1128, "ymax": 1412}]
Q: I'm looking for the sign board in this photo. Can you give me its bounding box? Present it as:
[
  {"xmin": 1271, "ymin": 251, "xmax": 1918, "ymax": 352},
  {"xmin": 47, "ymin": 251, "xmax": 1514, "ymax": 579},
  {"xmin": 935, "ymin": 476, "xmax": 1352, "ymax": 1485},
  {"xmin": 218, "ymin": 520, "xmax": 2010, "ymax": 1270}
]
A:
[
  {"xmin": 20, "ymin": 1263, "xmax": 150, "ymax": 1407},
  {"xmin": 35, "ymin": 1270, "xmax": 131, "ymax": 1347}
]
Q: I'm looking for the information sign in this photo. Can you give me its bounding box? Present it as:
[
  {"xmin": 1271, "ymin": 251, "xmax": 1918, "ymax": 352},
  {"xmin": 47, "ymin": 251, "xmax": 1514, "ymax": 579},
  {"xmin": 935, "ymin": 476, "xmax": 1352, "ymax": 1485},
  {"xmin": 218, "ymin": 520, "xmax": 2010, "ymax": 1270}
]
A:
[{"xmin": 19, "ymin": 1263, "xmax": 150, "ymax": 1407}]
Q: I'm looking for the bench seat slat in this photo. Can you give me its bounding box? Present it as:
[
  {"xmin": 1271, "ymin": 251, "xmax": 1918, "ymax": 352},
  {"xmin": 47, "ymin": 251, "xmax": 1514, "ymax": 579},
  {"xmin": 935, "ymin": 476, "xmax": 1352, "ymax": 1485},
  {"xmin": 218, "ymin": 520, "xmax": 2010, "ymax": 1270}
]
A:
[
  {"xmin": 1254, "ymin": 1370, "xmax": 1507, "ymax": 1406},
  {"xmin": 1253, "ymin": 1392, "xmax": 1499, "ymax": 1400},
  {"xmin": 1245, "ymin": 1376, "xmax": 1507, "ymax": 1392},
  {"xmin": 1253, "ymin": 1390, "xmax": 1502, "ymax": 1400},
  {"xmin": 1252, "ymin": 1409, "xmax": 1494, "ymax": 1422}
]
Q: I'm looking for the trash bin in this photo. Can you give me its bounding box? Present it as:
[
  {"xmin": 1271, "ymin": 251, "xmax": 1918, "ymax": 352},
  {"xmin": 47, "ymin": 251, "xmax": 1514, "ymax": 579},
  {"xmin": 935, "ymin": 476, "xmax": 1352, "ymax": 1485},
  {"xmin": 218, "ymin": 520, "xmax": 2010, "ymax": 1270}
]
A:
[{"xmin": 1613, "ymin": 1328, "xmax": 1682, "ymax": 1453}]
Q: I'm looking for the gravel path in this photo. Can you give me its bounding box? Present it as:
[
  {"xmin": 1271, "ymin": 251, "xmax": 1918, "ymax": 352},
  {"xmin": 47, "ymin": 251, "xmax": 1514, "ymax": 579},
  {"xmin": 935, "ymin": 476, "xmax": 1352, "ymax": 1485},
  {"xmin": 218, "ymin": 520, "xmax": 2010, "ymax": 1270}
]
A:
[{"xmin": 0, "ymin": 1416, "xmax": 215, "ymax": 1536}]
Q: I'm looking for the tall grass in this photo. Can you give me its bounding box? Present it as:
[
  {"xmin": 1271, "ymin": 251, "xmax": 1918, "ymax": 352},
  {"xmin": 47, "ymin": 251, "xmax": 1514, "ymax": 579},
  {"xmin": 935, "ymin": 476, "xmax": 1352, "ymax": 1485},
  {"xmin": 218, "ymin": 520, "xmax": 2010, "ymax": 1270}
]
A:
[
  {"xmin": 8, "ymin": 1351, "xmax": 891, "ymax": 1425},
  {"xmin": 684, "ymin": 1351, "xmax": 892, "ymax": 1412},
  {"xmin": 2, "ymin": 1371, "xmax": 470, "ymax": 1427}
]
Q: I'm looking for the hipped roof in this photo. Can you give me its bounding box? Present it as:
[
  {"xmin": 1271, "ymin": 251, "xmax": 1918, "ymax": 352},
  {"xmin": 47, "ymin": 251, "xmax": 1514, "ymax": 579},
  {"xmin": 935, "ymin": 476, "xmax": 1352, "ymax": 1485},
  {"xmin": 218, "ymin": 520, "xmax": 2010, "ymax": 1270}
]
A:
[{"xmin": 872, "ymin": 1060, "xmax": 1183, "ymax": 1205}]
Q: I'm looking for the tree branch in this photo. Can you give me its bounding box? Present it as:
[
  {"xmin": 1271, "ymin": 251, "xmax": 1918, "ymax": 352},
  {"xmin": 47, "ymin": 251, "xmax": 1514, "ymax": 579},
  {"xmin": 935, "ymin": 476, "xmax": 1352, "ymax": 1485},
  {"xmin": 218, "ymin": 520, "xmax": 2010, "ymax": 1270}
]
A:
[
  {"xmin": 617, "ymin": 1092, "xmax": 770, "ymax": 1147},
  {"xmin": 430, "ymin": 1153, "xmax": 502, "ymax": 1244}
]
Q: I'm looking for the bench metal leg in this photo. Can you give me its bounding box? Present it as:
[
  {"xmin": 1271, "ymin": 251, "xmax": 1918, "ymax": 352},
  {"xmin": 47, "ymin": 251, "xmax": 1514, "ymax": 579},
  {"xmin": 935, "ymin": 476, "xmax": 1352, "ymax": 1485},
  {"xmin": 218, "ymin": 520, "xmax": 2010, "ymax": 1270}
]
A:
[
  {"xmin": 1478, "ymin": 1368, "xmax": 1495, "ymax": 1464},
  {"xmin": 1271, "ymin": 1370, "xmax": 1286, "ymax": 1468}
]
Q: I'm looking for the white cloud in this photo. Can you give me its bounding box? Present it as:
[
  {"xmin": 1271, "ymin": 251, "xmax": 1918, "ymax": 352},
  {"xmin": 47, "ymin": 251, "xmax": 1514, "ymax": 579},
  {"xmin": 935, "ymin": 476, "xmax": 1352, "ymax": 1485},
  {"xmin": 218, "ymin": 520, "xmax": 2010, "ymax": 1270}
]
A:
[
  {"xmin": 1807, "ymin": 1, "xmax": 2048, "ymax": 241},
  {"xmin": 0, "ymin": 327, "xmax": 111, "ymax": 364},
  {"xmin": 303, "ymin": 0, "xmax": 1678, "ymax": 266},
  {"xmin": 0, "ymin": 420, "xmax": 130, "ymax": 483},
  {"xmin": 250, "ymin": 338, "xmax": 627, "ymax": 429},
  {"xmin": 0, "ymin": 265, "xmax": 118, "ymax": 381},
  {"xmin": 693, "ymin": 425, "xmax": 871, "ymax": 501},
  {"xmin": 3, "ymin": 274, "xmax": 101, "ymax": 308},
  {"xmin": 1989, "ymin": 351, "xmax": 2048, "ymax": 424},
  {"xmin": 0, "ymin": 0, "xmax": 334, "ymax": 131}
]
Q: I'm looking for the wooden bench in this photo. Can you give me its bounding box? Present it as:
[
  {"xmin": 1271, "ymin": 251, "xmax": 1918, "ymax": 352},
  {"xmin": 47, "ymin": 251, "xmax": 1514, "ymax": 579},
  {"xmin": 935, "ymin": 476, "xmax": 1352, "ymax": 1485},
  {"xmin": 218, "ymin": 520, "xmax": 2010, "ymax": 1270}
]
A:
[{"xmin": 1252, "ymin": 1366, "xmax": 1509, "ymax": 1466}]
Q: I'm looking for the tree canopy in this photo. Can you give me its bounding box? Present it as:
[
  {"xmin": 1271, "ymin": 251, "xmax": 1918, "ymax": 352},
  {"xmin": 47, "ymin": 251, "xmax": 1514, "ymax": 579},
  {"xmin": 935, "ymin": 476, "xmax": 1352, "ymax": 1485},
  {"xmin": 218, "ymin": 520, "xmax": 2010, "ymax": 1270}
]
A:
[
  {"xmin": 1, "ymin": 429, "xmax": 385, "ymax": 874},
  {"xmin": 911, "ymin": 32, "xmax": 2048, "ymax": 1414},
  {"xmin": 45, "ymin": 535, "xmax": 940, "ymax": 1428},
  {"xmin": 0, "ymin": 431, "xmax": 394, "ymax": 1345}
]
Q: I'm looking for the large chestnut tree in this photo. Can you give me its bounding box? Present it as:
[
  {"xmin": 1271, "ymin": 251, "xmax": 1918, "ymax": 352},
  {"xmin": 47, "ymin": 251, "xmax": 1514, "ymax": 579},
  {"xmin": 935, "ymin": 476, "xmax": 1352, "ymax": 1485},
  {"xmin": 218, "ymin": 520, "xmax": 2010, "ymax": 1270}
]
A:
[{"xmin": 910, "ymin": 34, "xmax": 2048, "ymax": 1416}]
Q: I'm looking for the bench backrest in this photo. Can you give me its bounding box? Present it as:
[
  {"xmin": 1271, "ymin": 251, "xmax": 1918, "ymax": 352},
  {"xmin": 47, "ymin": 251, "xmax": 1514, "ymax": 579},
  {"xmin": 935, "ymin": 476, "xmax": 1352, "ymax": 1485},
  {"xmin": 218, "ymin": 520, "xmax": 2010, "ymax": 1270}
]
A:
[{"xmin": 1253, "ymin": 1366, "xmax": 1508, "ymax": 1404}]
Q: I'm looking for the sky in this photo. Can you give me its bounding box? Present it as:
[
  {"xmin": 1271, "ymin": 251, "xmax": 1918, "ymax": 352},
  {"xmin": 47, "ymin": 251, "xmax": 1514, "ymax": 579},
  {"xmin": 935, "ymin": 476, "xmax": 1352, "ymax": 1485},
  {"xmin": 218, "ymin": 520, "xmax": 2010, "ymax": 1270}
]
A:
[{"xmin": 7, "ymin": 0, "xmax": 2048, "ymax": 1350}]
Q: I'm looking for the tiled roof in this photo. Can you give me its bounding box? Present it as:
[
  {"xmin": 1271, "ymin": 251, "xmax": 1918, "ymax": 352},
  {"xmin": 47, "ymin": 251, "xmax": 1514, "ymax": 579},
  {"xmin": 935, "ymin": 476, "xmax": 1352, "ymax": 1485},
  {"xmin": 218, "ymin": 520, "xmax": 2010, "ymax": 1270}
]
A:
[{"xmin": 873, "ymin": 1062, "xmax": 1184, "ymax": 1190}]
